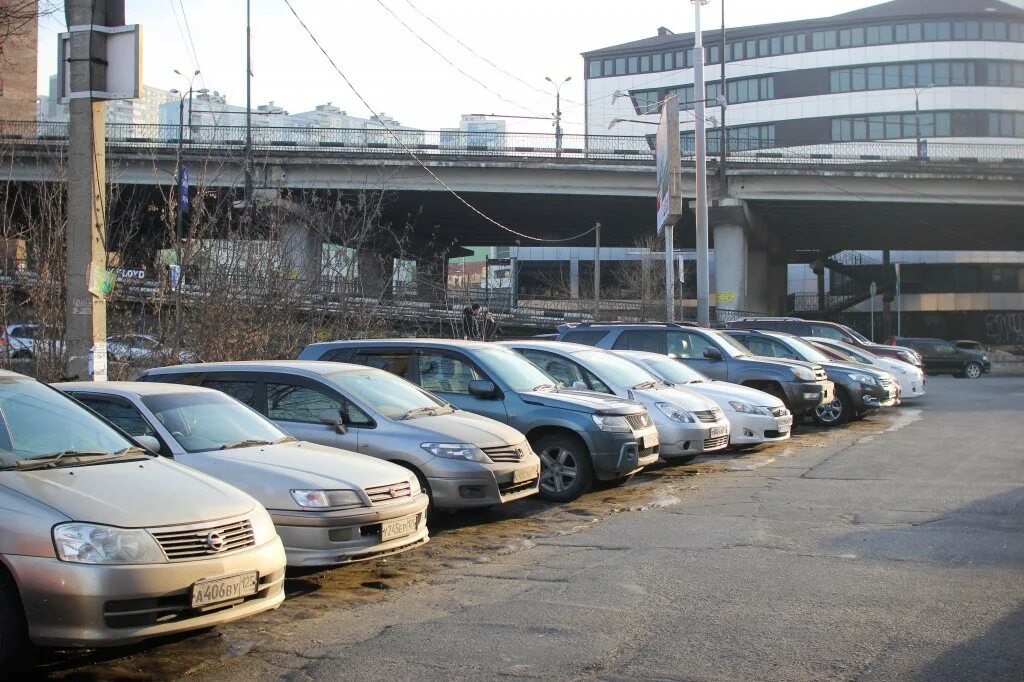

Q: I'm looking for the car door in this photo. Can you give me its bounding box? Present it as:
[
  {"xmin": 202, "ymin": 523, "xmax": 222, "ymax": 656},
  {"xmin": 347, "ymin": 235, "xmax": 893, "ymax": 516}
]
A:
[
  {"xmin": 414, "ymin": 349, "xmax": 508, "ymax": 423},
  {"xmin": 263, "ymin": 373, "xmax": 373, "ymax": 452},
  {"xmin": 914, "ymin": 341, "xmax": 942, "ymax": 373},
  {"xmin": 666, "ymin": 330, "xmax": 729, "ymax": 380},
  {"xmin": 932, "ymin": 342, "xmax": 962, "ymax": 373}
]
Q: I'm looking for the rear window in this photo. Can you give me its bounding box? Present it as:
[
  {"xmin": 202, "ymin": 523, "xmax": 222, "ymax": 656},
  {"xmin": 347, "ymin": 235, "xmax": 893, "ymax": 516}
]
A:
[
  {"xmin": 560, "ymin": 329, "xmax": 610, "ymax": 346},
  {"xmin": 611, "ymin": 330, "xmax": 665, "ymax": 353},
  {"xmin": 350, "ymin": 350, "xmax": 413, "ymax": 377}
]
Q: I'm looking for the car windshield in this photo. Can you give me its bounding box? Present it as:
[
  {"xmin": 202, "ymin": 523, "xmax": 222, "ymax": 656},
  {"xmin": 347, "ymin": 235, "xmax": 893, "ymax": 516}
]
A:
[
  {"xmin": 142, "ymin": 392, "xmax": 288, "ymax": 453},
  {"xmin": 0, "ymin": 377, "xmax": 137, "ymax": 468},
  {"xmin": 842, "ymin": 325, "xmax": 871, "ymax": 343},
  {"xmin": 779, "ymin": 336, "xmax": 832, "ymax": 363},
  {"xmin": 328, "ymin": 370, "xmax": 447, "ymax": 420},
  {"xmin": 643, "ymin": 357, "xmax": 709, "ymax": 384},
  {"xmin": 814, "ymin": 342, "xmax": 856, "ymax": 362},
  {"xmin": 708, "ymin": 330, "xmax": 753, "ymax": 357},
  {"xmin": 473, "ymin": 346, "xmax": 557, "ymax": 392},
  {"xmin": 574, "ymin": 350, "xmax": 662, "ymax": 388},
  {"xmin": 832, "ymin": 342, "xmax": 874, "ymax": 363}
]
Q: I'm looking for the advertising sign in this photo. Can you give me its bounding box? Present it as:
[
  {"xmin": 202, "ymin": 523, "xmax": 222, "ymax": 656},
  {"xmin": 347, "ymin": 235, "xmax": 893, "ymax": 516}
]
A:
[{"xmin": 656, "ymin": 94, "xmax": 682, "ymax": 234}]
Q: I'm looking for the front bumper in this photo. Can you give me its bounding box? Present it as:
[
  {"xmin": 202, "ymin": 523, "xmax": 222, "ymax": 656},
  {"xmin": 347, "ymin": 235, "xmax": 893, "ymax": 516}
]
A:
[
  {"xmin": 782, "ymin": 380, "xmax": 834, "ymax": 413},
  {"xmin": 724, "ymin": 411, "xmax": 792, "ymax": 445},
  {"xmin": 270, "ymin": 493, "xmax": 430, "ymax": 567},
  {"xmin": 427, "ymin": 457, "xmax": 541, "ymax": 509},
  {"xmin": 9, "ymin": 538, "xmax": 286, "ymax": 648},
  {"xmin": 590, "ymin": 425, "xmax": 660, "ymax": 480},
  {"xmin": 852, "ymin": 382, "xmax": 898, "ymax": 412},
  {"xmin": 657, "ymin": 418, "xmax": 732, "ymax": 457},
  {"xmin": 895, "ymin": 372, "xmax": 926, "ymax": 399}
]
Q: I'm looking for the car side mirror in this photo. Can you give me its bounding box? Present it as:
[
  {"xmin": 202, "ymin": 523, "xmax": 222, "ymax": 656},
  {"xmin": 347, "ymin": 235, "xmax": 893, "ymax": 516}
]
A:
[
  {"xmin": 318, "ymin": 409, "xmax": 347, "ymax": 435},
  {"xmin": 134, "ymin": 435, "xmax": 162, "ymax": 455},
  {"xmin": 703, "ymin": 347, "xmax": 723, "ymax": 361},
  {"xmin": 571, "ymin": 380, "xmax": 588, "ymax": 391},
  {"xmin": 468, "ymin": 379, "xmax": 498, "ymax": 399}
]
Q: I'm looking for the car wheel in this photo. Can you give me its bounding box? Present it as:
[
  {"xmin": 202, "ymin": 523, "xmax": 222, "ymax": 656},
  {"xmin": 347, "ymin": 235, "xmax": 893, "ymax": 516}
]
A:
[
  {"xmin": 531, "ymin": 432, "xmax": 594, "ymax": 503},
  {"xmin": 0, "ymin": 574, "xmax": 32, "ymax": 671},
  {"xmin": 813, "ymin": 389, "xmax": 850, "ymax": 427},
  {"xmin": 963, "ymin": 362, "xmax": 983, "ymax": 379}
]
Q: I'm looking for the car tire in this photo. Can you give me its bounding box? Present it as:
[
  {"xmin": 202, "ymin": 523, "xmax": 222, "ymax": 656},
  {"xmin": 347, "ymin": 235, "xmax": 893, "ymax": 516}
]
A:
[
  {"xmin": 812, "ymin": 388, "xmax": 850, "ymax": 427},
  {"xmin": 963, "ymin": 362, "xmax": 983, "ymax": 379},
  {"xmin": 531, "ymin": 432, "xmax": 594, "ymax": 503},
  {"xmin": 0, "ymin": 574, "xmax": 32, "ymax": 672}
]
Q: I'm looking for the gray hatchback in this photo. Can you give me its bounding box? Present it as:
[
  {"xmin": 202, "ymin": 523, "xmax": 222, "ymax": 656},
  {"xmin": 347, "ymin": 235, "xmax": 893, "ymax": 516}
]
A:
[{"xmin": 138, "ymin": 361, "xmax": 540, "ymax": 511}]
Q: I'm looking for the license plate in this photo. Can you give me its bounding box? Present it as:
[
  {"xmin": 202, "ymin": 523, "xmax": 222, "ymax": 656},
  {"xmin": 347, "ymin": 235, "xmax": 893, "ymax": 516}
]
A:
[
  {"xmin": 777, "ymin": 416, "xmax": 793, "ymax": 430},
  {"xmin": 512, "ymin": 466, "xmax": 535, "ymax": 484},
  {"xmin": 191, "ymin": 571, "xmax": 258, "ymax": 608},
  {"xmin": 639, "ymin": 433, "xmax": 659, "ymax": 449},
  {"xmin": 381, "ymin": 514, "xmax": 419, "ymax": 542},
  {"xmin": 709, "ymin": 426, "xmax": 728, "ymax": 438}
]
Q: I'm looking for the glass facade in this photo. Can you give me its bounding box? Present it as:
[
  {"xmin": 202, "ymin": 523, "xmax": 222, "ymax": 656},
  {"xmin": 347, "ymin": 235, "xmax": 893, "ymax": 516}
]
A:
[
  {"xmin": 830, "ymin": 60, "xmax": 1024, "ymax": 92},
  {"xmin": 830, "ymin": 110, "xmax": 1024, "ymax": 142}
]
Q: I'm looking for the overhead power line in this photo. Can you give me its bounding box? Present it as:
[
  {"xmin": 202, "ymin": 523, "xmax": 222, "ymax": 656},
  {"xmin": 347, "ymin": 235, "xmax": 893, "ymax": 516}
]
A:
[{"xmin": 281, "ymin": 0, "xmax": 598, "ymax": 244}]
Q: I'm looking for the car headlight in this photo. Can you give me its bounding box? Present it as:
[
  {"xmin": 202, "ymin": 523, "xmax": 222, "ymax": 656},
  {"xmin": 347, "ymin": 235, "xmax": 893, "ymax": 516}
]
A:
[
  {"xmin": 420, "ymin": 442, "xmax": 488, "ymax": 462},
  {"xmin": 592, "ymin": 414, "xmax": 634, "ymax": 432},
  {"xmin": 728, "ymin": 401, "xmax": 771, "ymax": 416},
  {"xmin": 982, "ymin": 355, "xmax": 989, "ymax": 362},
  {"xmin": 849, "ymin": 373, "xmax": 878, "ymax": 386},
  {"xmin": 897, "ymin": 351, "xmax": 916, "ymax": 364},
  {"xmin": 53, "ymin": 523, "xmax": 165, "ymax": 564},
  {"xmin": 793, "ymin": 367, "xmax": 815, "ymax": 381},
  {"xmin": 291, "ymin": 489, "xmax": 364, "ymax": 508},
  {"xmin": 249, "ymin": 507, "xmax": 278, "ymax": 545},
  {"xmin": 655, "ymin": 402, "xmax": 695, "ymax": 423}
]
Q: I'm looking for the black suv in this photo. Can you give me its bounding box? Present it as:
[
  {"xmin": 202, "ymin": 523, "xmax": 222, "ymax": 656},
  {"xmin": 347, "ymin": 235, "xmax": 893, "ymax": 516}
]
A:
[
  {"xmin": 893, "ymin": 337, "xmax": 990, "ymax": 379},
  {"xmin": 555, "ymin": 323, "xmax": 834, "ymax": 420},
  {"xmin": 727, "ymin": 317, "xmax": 923, "ymax": 369}
]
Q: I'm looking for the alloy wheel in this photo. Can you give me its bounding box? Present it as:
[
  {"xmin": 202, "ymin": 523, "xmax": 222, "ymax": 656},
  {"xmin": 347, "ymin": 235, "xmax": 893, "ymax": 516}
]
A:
[
  {"xmin": 538, "ymin": 447, "xmax": 579, "ymax": 495},
  {"xmin": 964, "ymin": 362, "xmax": 982, "ymax": 379},
  {"xmin": 814, "ymin": 396, "xmax": 845, "ymax": 425}
]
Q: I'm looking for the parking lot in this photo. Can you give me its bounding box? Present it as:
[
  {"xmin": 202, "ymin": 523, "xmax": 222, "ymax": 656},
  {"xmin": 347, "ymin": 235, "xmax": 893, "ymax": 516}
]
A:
[{"xmin": 38, "ymin": 375, "xmax": 1023, "ymax": 681}]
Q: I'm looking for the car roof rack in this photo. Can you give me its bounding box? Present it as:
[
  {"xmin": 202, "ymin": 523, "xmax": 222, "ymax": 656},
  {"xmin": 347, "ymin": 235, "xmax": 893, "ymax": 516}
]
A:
[
  {"xmin": 732, "ymin": 316, "xmax": 807, "ymax": 322},
  {"xmin": 569, "ymin": 321, "xmax": 704, "ymax": 329}
]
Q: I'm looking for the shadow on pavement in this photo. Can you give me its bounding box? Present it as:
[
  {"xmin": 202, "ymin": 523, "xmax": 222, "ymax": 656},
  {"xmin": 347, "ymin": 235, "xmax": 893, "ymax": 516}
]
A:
[{"xmin": 912, "ymin": 605, "xmax": 1024, "ymax": 681}]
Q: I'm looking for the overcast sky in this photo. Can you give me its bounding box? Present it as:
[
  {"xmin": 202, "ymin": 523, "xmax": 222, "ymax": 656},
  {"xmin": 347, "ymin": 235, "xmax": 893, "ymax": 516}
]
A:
[{"xmin": 35, "ymin": 0, "xmax": 1024, "ymax": 134}]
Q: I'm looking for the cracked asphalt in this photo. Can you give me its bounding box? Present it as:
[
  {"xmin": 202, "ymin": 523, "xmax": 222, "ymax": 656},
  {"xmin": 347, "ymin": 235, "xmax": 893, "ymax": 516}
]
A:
[{"xmin": 41, "ymin": 376, "xmax": 1024, "ymax": 681}]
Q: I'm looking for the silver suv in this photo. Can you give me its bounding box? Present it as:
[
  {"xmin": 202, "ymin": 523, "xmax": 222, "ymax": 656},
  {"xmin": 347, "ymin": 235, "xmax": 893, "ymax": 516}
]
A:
[
  {"xmin": 137, "ymin": 362, "xmax": 541, "ymax": 510},
  {"xmin": 0, "ymin": 371, "xmax": 286, "ymax": 669}
]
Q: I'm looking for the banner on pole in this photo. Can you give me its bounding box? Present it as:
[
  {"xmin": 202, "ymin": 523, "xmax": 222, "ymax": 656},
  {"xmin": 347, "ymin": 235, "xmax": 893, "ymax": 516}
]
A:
[{"xmin": 656, "ymin": 94, "xmax": 682, "ymax": 234}]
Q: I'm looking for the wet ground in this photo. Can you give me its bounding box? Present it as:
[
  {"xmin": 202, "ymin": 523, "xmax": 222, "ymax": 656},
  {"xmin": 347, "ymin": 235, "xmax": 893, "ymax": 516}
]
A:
[{"xmin": 36, "ymin": 376, "xmax": 1024, "ymax": 680}]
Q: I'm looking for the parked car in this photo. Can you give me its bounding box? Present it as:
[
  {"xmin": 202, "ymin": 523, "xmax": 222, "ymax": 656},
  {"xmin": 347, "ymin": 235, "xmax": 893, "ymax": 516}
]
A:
[
  {"xmin": 298, "ymin": 340, "xmax": 660, "ymax": 502},
  {"xmin": 134, "ymin": 361, "xmax": 540, "ymax": 511},
  {"xmin": 0, "ymin": 370, "xmax": 286, "ymax": 668},
  {"xmin": 805, "ymin": 337, "xmax": 926, "ymax": 400},
  {"xmin": 724, "ymin": 329, "xmax": 898, "ymax": 426},
  {"xmin": 58, "ymin": 381, "xmax": 430, "ymax": 567},
  {"xmin": 554, "ymin": 322, "xmax": 834, "ymax": 421},
  {"xmin": 613, "ymin": 350, "xmax": 793, "ymax": 446},
  {"xmin": 727, "ymin": 317, "xmax": 924, "ymax": 368},
  {"xmin": 500, "ymin": 340, "xmax": 730, "ymax": 463},
  {"xmin": 892, "ymin": 337, "xmax": 991, "ymax": 378},
  {"xmin": 107, "ymin": 333, "xmax": 200, "ymax": 364},
  {"xmin": 3, "ymin": 324, "xmax": 63, "ymax": 360}
]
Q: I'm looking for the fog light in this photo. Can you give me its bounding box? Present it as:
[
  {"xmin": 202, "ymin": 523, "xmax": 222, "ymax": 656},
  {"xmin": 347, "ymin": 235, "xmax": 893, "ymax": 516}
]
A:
[
  {"xmin": 459, "ymin": 485, "xmax": 486, "ymax": 499},
  {"xmin": 744, "ymin": 428, "xmax": 753, "ymax": 437},
  {"xmin": 682, "ymin": 441, "xmax": 690, "ymax": 450}
]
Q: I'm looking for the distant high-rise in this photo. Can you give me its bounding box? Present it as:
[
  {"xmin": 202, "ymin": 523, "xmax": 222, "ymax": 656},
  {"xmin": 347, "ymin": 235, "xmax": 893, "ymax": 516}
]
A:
[{"xmin": 0, "ymin": 7, "xmax": 38, "ymax": 122}]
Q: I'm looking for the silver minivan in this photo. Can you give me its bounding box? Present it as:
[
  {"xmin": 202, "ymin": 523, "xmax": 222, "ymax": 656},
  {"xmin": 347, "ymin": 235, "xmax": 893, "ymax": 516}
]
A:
[
  {"xmin": 138, "ymin": 361, "xmax": 541, "ymax": 510},
  {"xmin": 0, "ymin": 370, "xmax": 286, "ymax": 669}
]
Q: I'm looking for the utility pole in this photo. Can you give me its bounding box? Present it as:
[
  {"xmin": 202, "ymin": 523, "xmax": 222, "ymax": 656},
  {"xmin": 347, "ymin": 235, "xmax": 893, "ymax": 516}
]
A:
[
  {"xmin": 692, "ymin": 0, "xmax": 711, "ymax": 327},
  {"xmin": 593, "ymin": 222, "xmax": 602, "ymax": 321},
  {"xmin": 545, "ymin": 76, "xmax": 571, "ymax": 158},
  {"xmin": 243, "ymin": 0, "xmax": 253, "ymax": 218},
  {"xmin": 718, "ymin": 0, "xmax": 727, "ymax": 190},
  {"xmin": 64, "ymin": 0, "xmax": 123, "ymax": 380}
]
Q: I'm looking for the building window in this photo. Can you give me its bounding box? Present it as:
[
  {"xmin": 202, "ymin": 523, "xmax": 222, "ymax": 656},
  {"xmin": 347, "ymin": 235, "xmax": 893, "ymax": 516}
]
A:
[
  {"xmin": 708, "ymin": 45, "xmax": 720, "ymax": 64},
  {"xmin": 783, "ymin": 34, "xmax": 795, "ymax": 53},
  {"xmin": 674, "ymin": 51, "xmax": 685, "ymax": 69},
  {"xmin": 652, "ymin": 53, "xmax": 663, "ymax": 71},
  {"xmin": 588, "ymin": 61, "xmax": 601, "ymax": 78},
  {"xmin": 770, "ymin": 36, "xmax": 782, "ymax": 55},
  {"xmin": 603, "ymin": 59, "xmax": 614, "ymax": 76},
  {"xmin": 627, "ymin": 56, "xmax": 638, "ymax": 74},
  {"xmin": 664, "ymin": 52, "xmax": 674, "ymax": 70},
  {"xmin": 745, "ymin": 39, "xmax": 756, "ymax": 58},
  {"xmin": 640, "ymin": 55, "xmax": 651, "ymax": 72},
  {"xmin": 759, "ymin": 37, "xmax": 769, "ymax": 55}
]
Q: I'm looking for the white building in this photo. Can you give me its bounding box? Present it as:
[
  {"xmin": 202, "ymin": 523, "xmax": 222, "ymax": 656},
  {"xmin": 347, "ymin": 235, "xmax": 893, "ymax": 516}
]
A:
[
  {"xmin": 38, "ymin": 74, "xmax": 176, "ymax": 132},
  {"xmin": 441, "ymin": 114, "xmax": 508, "ymax": 150}
]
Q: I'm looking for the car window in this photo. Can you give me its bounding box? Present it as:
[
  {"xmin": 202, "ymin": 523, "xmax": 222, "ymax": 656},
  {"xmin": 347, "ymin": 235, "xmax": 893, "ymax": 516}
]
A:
[
  {"xmin": 267, "ymin": 382, "xmax": 344, "ymax": 424},
  {"xmin": 75, "ymin": 395, "xmax": 156, "ymax": 437},
  {"xmin": 202, "ymin": 379, "xmax": 257, "ymax": 408},
  {"xmin": 520, "ymin": 350, "xmax": 583, "ymax": 387},
  {"xmin": 328, "ymin": 370, "xmax": 443, "ymax": 421},
  {"xmin": 11, "ymin": 326, "xmax": 34, "ymax": 339},
  {"xmin": 134, "ymin": 335, "xmax": 160, "ymax": 350},
  {"xmin": 611, "ymin": 330, "xmax": 665, "ymax": 353},
  {"xmin": 742, "ymin": 337, "xmax": 773, "ymax": 357},
  {"xmin": 936, "ymin": 343, "xmax": 956, "ymax": 354},
  {"xmin": 667, "ymin": 331, "xmax": 714, "ymax": 359},
  {"xmin": 353, "ymin": 351, "xmax": 413, "ymax": 377},
  {"xmin": 560, "ymin": 329, "xmax": 610, "ymax": 346},
  {"xmin": 141, "ymin": 392, "xmax": 286, "ymax": 453},
  {"xmin": 418, "ymin": 352, "xmax": 483, "ymax": 394},
  {"xmin": 810, "ymin": 324, "xmax": 845, "ymax": 340}
]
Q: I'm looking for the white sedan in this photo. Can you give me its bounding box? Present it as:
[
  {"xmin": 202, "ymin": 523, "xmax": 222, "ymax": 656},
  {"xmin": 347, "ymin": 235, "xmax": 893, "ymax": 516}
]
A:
[
  {"xmin": 614, "ymin": 350, "xmax": 792, "ymax": 447},
  {"xmin": 805, "ymin": 337, "xmax": 925, "ymax": 400}
]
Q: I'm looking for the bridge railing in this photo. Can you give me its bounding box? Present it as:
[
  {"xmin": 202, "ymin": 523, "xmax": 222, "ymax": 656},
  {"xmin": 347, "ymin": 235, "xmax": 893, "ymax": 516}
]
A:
[{"xmin": 5, "ymin": 120, "xmax": 1024, "ymax": 166}]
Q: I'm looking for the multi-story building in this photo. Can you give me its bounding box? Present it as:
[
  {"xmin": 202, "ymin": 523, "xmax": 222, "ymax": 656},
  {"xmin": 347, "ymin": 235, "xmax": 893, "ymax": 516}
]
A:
[
  {"xmin": 578, "ymin": 0, "xmax": 1024, "ymax": 342},
  {"xmin": 0, "ymin": 7, "xmax": 38, "ymax": 123},
  {"xmin": 441, "ymin": 114, "xmax": 508, "ymax": 150},
  {"xmin": 38, "ymin": 74, "xmax": 177, "ymax": 129}
]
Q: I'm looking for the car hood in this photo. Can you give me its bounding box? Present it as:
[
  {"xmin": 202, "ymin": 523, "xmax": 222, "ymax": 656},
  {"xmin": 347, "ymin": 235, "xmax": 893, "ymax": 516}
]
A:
[
  {"xmin": 742, "ymin": 355, "xmax": 820, "ymax": 373},
  {"xmin": 519, "ymin": 388, "xmax": 644, "ymax": 415},
  {"xmin": 821, "ymin": 361, "xmax": 889, "ymax": 378},
  {"xmin": 689, "ymin": 381, "xmax": 787, "ymax": 408},
  {"xmin": 0, "ymin": 457, "xmax": 255, "ymax": 528},
  {"xmin": 400, "ymin": 410, "xmax": 525, "ymax": 448},
  {"xmin": 183, "ymin": 441, "xmax": 415, "ymax": 511},
  {"xmin": 631, "ymin": 385, "xmax": 718, "ymax": 411}
]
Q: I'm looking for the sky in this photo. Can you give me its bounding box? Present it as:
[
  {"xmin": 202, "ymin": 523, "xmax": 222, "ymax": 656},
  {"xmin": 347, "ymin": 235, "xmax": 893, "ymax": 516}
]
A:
[{"xmin": 35, "ymin": 0, "xmax": 1024, "ymax": 134}]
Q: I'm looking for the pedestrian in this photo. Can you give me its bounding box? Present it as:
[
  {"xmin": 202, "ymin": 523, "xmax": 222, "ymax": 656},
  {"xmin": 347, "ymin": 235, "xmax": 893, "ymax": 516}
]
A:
[
  {"xmin": 462, "ymin": 302, "xmax": 482, "ymax": 339},
  {"xmin": 482, "ymin": 310, "xmax": 500, "ymax": 341}
]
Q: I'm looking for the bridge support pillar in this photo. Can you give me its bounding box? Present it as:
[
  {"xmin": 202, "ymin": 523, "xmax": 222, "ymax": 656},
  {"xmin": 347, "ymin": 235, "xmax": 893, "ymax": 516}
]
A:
[
  {"xmin": 569, "ymin": 257, "xmax": 580, "ymax": 299},
  {"xmin": 705, "ymin": 198, "xmax": 785, "ymax": 316},
  {"xmin": 358, "ymin": 249, "xmax": 394, "ymax": 300},
  {"xmin": 414, "ymin": 250, "xmax": 449, "ymax": 305},
  {"xmin": 275, "ymin": 201, "xmax": 323, "ymax": 288}
]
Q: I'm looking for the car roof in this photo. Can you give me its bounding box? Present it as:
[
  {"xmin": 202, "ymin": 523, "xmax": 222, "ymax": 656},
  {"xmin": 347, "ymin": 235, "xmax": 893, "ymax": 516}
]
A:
[
  {"xmin": 611, "ymin": 350, "xmax": 671, "ymax": 361},
  {"xmin": 309, "ymin": 338, "xmax": 494, "ymax": 350},
  {"xmin": 143, "ymin": 360, "xmax": 374, "ymax": 377},
  {"xmin": 499, "ymin": 339, "xmax": 602, "ymax": 354},
  {"xmin": 0, "ymin": 369, "xmax": 30, "ymax": 380},
  {"xmin": 56, "ymin": 381, "xmax": 218, "ymax": 397}
]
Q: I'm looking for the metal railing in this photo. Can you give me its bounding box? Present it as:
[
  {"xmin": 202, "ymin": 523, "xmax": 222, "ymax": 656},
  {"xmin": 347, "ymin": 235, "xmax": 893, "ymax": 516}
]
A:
[{"xmin": 4, "ymin": 120, "xmax": 1024, "ymax": 167}]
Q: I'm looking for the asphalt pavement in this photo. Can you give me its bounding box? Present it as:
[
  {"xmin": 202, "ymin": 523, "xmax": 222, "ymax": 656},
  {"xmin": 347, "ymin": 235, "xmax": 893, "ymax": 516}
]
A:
[{"xmin": 44, "ymin": 376, "xmax": 1024, "ymax": 681}]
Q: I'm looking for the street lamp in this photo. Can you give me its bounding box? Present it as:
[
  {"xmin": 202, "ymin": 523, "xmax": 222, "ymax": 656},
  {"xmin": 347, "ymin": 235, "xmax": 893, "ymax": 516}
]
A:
[
  {"xmin": 909, "ymin": 82, "xmax": 934, "ymax": 159},
  {"xmin": 172, "ymin": 68, "xmax": 201, "ymax": 141},
  {"xmin": 545, "ymin": 75, "xmax": 571, "ymax": 156},
  {"xmin": 691, "ymin": 0, "xmax": 712, "ymax": 327}
]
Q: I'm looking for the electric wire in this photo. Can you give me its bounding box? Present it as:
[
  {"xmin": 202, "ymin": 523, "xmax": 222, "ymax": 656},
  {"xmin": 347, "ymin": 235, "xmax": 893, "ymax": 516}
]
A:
[{"xmin": 281, "ymin": 0, "xmax": 598, "ymax": 244}]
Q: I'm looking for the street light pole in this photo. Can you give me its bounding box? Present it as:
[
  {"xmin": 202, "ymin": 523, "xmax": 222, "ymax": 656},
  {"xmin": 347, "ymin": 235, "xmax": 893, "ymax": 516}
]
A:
[
  {"xmin": 545, "ymin": 76, "xmax": 571, "ymax": 157},
  {"xmin": 692, "ymin": 0, "xmax": 711, "ymax": 327},
  {"xmin": 912, "ymin": 83, "xmax": 933, "ymax": 159}
]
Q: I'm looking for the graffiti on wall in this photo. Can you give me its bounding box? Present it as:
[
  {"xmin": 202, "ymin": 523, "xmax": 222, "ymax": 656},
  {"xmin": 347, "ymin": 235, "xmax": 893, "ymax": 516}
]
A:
[{"xmin": 984, "ymin": 312, "xmax": 1024, "ymax": 345}]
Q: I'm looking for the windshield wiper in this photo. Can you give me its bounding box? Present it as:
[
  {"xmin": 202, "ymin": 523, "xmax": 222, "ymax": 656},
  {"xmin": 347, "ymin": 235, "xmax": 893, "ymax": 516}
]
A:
[
  {"xmin": 274, "ymin": 436, "xmax": 298, "ymax": 445},
  {"xmin": 533, "ymin": 383, "xmax": 555, "ymax": 391},
  {"xmin": 220, "ymin": 439, "xmax": 274, "ymax": 450},
  {"xmin": 631, "ymin": 380, "xmax": 659, "ymax": 390},
  {"xmin": 13, "ymin": 447, "xmax": 147, "ymax": 470},
  {"xmin": 403, "ymin": 406, "xmax": 440, "ymax": 420}
]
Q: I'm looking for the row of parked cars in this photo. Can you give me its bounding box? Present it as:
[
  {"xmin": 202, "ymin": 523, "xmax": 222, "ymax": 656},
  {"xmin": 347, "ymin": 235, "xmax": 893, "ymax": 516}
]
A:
[{"xmin": 0, "ymin": 318, "xmax": 932, "ymax": 668}]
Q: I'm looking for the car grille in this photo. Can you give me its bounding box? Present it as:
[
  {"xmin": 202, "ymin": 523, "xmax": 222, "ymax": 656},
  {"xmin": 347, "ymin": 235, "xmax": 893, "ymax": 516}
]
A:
[
  {"xmin": 625, "ymin": 412, "xmax": 652, "ymax": 430},
  {"xmin": 692, "ymin": 409, "xmax": 723, "ymax": 423},
  {"xmin": 499, "ymin": 478, "xmax": 537, "ymax": 497},
  {"xmin": 812, "ymin": 367, "xmax": 828, "ymax": 382},
  {"xmin": 768, "ymin": 406, "xmax": 788, "ymax": 417},
  {"xmin": 879, "ymin": 377, "xmax": 894, "ymax": 389},
  {"xmin": 365, "ymin": 481, "xmax": 413, "ymax": 504},
  {"xmin": 151, "ymin": 518, "xmax": 256, "ymax": 561},
  {"xmin": 483, "ymin": 444, "xmax": 527, "ymax": 463},
  {"xmin": 703, "ymin": 434, "xmax": 730, "ymax": 450}
]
